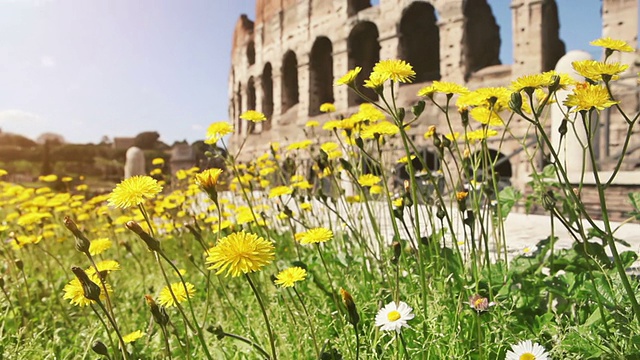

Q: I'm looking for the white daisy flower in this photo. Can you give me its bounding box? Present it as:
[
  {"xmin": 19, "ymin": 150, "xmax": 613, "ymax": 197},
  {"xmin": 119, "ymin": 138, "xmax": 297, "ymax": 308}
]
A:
[
  {"xmin": 374, "ymin": 301, "xmax": 414, "ymax": 333},
  {"xmin": 505, "ymin": 340, "xmax": 550, "ymax": 360}
]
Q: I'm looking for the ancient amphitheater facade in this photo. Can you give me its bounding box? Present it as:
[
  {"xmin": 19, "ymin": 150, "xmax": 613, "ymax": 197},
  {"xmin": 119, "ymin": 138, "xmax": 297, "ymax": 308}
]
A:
[{"xmin": 228, "ymin": 0, "xmax": 639, "ymax": 212}]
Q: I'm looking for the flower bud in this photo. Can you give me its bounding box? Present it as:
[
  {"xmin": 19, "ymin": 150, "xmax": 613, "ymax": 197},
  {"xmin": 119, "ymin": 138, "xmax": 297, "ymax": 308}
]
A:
[
  {"xmin": 64, "ymin": 216, "xmax": 90, "ymax": 255},
  {"xmin": 125, "ymin": 221, "xmax": 161, "ymax": 252},
  {"xmin": 15, "ymin": 259, "xmax": 24, "ymax": 271},
  {"xmin": 391, "ymin": 241, "xmax": 401, "ymax": 265},
  {"xmin": 509, "ymin": 92, "xmax": 523, "ymax": 114},
  {"xmin": 558, "ymin": 119, "xmax": 568, "ymax": 136},
  {"xmin": 91, "ymin": 340, "xmax": 110, "ymax": 357},
  {"xmin": 339, "ymin": 288, "xmax": 360, "ymax": 327},
  {"xmin": 71, "ymin": 266, "xmax": 101, "ymax": 302},
  {"xmin": 145, "ymin": 295, "xmax": 169, "ymax": 326}
]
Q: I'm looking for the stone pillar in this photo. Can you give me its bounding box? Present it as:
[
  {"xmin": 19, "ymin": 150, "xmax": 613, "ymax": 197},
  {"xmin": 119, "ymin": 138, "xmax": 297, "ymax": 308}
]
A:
[
  {"xmin": 272, "ymin": 71, "xmax": 283, "ymax": 127},
  {"xmin": 551, "ymin": 50, "xmax": 593, "ymax": 173},
  {"xmin": 511, "ymin": 0, "xmax": 544, "ymax": 77},
  {"xmin": 124, "ymin": 147, "xmax": 145, "ymax": 179},
  {"xmin": 333, "ymin": 38, "xmax": 350, "ymax": 110},
  {"xmin": 437, "ymin": 0, "xmax": 466, "ymax": 83},
  {"xmin": 254, "ymin": 76, "xmax": 265, "ymax": 133},
  {"xmin": 298, "ymin": 52, "xmax": 311, "ymax": 124}
]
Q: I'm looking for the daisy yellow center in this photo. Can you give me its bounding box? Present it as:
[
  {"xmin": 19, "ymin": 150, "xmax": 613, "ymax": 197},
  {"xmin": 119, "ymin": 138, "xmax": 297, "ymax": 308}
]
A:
[
  {"xmin": 474, "ymin": 298, "xmax": 484, "ymax": 308},
  {"xmin": 519, "ymin": 353, "xmax": 535, "ymax": 360},
  {"xmin": 387, "ymin": 310, "xmax": 401, "ymax": 321}
]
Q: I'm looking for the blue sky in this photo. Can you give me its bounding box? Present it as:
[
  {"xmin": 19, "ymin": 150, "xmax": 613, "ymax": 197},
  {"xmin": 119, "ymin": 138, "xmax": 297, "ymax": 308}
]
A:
[{"xmin": 0, "ymin": 0, "xmax": 611, "ymax": 144}]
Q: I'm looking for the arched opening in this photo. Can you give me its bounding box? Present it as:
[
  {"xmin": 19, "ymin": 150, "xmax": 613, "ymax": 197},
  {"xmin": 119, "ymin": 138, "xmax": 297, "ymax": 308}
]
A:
[
  {"xmin": 398, "ymin": 2, "xmax": 440, "ymax": 83},
  {"xmin": 348, "ymin": 0, "xmax": 371, "ymax": 17},
  {"xmin": 541, "ymin": 0, "xmax": 565, "ymax": 71},
  {"xmin": 281, "ymin": 50, "xmax": 299, "ymax": 114},
  {"xmin": 247, "ymin": 77, "xmax": 256, "ymax": 133},
  {"xmin": 395, "ymin": 148, "xmax": 439, "ymax": 181},
  {"xmin": 468, "ymin": 149, "xmax": 512, "ymax": 190},
  {"xmin": 309, "ymin": 37, "xmax": 334, "ymax": 116},
  {"xmin": 236, "ymin": 82, "xmax": 243, "ymax": 136},
  {"xmin": 247, "ymin": 41, "xmax": 256, "ymax": 66},
  {"xmin": 463, "ymin": 0, "xmax": 501, "ymax": 79},
  {"xmin": 348, "ymin": 21, "xmax": 380, "ymax": 106},
  {"xmin": 262, "ymin": 63, "xmax": 274, "ymax": 131}
]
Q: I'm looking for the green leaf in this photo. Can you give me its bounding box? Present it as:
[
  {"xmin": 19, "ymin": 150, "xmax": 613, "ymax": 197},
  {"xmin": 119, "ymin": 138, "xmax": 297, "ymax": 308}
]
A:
[{"xmin": 498, "ymin": 186, "xmax": 522, "ymax": 219}]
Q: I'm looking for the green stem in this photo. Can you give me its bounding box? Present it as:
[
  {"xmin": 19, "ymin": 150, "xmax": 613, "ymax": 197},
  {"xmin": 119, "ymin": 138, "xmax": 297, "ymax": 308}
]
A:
[{"xmin": 245, "ymin": 274, "xmax": 278, "ymax": 360}]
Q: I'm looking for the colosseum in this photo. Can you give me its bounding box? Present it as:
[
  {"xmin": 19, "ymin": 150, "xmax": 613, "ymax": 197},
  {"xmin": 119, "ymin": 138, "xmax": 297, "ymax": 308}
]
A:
[{"xmin": 227, "ymin": 0, "xmax": 639, "ymax": 217}]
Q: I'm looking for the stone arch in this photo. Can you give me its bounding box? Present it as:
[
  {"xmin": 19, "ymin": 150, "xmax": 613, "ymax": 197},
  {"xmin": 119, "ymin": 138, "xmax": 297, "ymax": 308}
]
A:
[
  {"xmin": 348, "ymin": 0, "xmax": 371, "ymax": 17},
  {"xmin": 469, "ymin": 149, "xmax": 512, "ymax": 188},
  {"xmin": 236, "ymin": 82, "xmax": 243, "ymax": 135},
  {"xmin": 281, "ymin": 50, "xmax": 299, "ymax": 114},
  {"xmin": 262, "ymin": 63, "xmax": 274, "ymax": 131},
  {"xmin": 541, "ymin": 0, "xmax": 565, "ymax": 71},
  {"xmin": 395, "ymin": 148, "xmax": 439, "ymax": 181},
  {"xmin": 309, "ymin": 36, "xmax": 334, "ymax": 116},
  {"xmin": 247, "ymin": 40, "xmax": 255, "ymax": 66},
  {"xmin": 463, "ymin": 0, "xmax": 501, "ymax": 79},
  {"xmin": 247, "ymin": 77, "xmax": 257, "ymax": 133},
  {"xmin": 398, "ymin": 1, "xmax": 440, "ymax": 83},
  {"xmin": 348, "ymin": 21, "xmax": 380, "ymax": 106}
]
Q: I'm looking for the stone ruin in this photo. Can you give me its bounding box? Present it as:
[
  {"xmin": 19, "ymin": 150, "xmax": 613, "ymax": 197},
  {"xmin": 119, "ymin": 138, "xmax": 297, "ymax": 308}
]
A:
[{"xmin": 227, "ymin": 0, "xmax": 640, "ymax": 219}]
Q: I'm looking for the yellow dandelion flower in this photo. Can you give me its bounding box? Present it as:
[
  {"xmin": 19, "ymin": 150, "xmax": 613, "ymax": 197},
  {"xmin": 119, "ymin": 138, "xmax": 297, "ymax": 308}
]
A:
[
  {"xmin": 269, "ymin": 185, "xmax": 293, "ymax": 198},
  {"xmin": 392, "ymin": 198, "xmax": 403, "ymax": 207},
  {"xmin": 445, "ymin": 132, "xmax": 460, "ymax": 141},
  {"xmin": 358, "ymin": 174, "xmax": 381, "ymax": 187},
  {"xmin": 298, "ymin": 227, "xmax": 333, "ymax": 245},
  {"xmin": 108, "ymin": 176, "xmax": 162, "ymax": 209},
  {"xmin": 287, "ymin": 140, "xmax": 313, "ymax": 151},
  {"xmin": 417, "ymin": 85, "xmax": 436, "ymax": 97},
  {"xmin": 370, "ymin": 184, "xmax": 383, "ymax": 195},
  {"xmin": 360, "ymin": 121, "xmax": 399, "ymax": 139},
  {"xmin": 240, "ymin": 110, "xmax": 267, "ymax": 122},
  {"xmin": 424, "ymin": 125, "xmax": 437, "ymax": 139},
  {"xmin": 0, "ymin": 169, "xmax": 7, "ymax": 177},
  {"xmin": 397, "ymin": 155, "xmax": 416, "ymax": 164},
  {"xmin": 510, "ymin": 73, "xmax": 553, "ymax": 93},
  {"xmin": 335, "ymin": 66, "xmax": 362, "ymax": 86},
  {"xmin": 590, "ymin": 36, "xmax": 634, "ymax": 53},
  {"xmin": 457, "ymin": 87, "xmax": 511, "ymax": 111},
  {"xmin": 123, "ymin": 330, "xmax": 144, "ymax": 344},
  {"xmin": 89, "ymin": 238, "xmax": 112, "ymax": 256},
  {"xmin": 372, "ymin": 59, "xmax": 415, "ymax": 83},
  {"xmin": 205, "ymin": 231, "xmax": 275, "ymax": 277},
  {"xmin": 465, "ymin": 128, "xmax": 499, "ymax": 143},
  {"xmin": 305, "ymin": 120, "xmax": 320, "ymax": 127},
  {"xmin": 205, "ymin": 122, "xmax": 234, "ymax": 144},
  {"xmin": 352, "ymin": 103, "xmax": 386, "ymax": 122},
  {"xmin": 40, "ymin": 174, "xmax": 58, "ymax": 182},
  {"xmin": 86, "ymin": 260, "xmax": 121, "ymax": 276},
  {"xmin": 292, "ymin": 180, "xmax": 313, "ymax": 189},
  {"xmin": 541, "ymin": 70, "xmax": 575, "ymax": 89},
  {"xmin": 274, "ymin": 267, "xmax": 307, "ymax": 288},
  {"xmin": 76, "ymin": 184, "xmax": 88, "ymax": 191},
  {"xmin": 572, "ymin": 60, "xmax": 628, "ymax": 81},
  {"xmin": 469, "ymin": 107, "xmax": 504, "ymax": 126},
  {"xmin": 363, "ymin": 71, "xmax": 387, "ymax": 90},
  {"xmin": 564, "ymin": 82, "xmax": 619, "ymax": 112},
  {"xmin": 456, "ymin": 191, "xmax": 469, "ymax": 201},
  {"xmin": 152, "ymin": 158, "xmax": 165, "ymax": 166},
  {"xmin": 346, "ymin": 195, "xmax": 361, "ymax": 203},
  {"xmin": 300, "ymin": 202, "xmax": 312, "ymax": 211},
  {"xmin": 157, "ymin": 282, "xmax": 196, "ymax": 308},
  {"xmin": 322, "ymin": 120, "xmax": 343, "ymax": 131},
  {"xmin": 319, "ymin": 103, "xmax": 336, "ymax": 113},
  {"xmin": 195, "ymin": 168, "xmax": 223, "ymax": 192},
  {"xmin": 61, "ymin": 176, "xmax": 73, "ymax": 182}
]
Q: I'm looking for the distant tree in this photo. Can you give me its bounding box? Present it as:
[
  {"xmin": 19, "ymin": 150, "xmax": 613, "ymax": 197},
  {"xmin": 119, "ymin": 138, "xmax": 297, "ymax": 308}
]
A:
[
  {"xmin": 41, "ymin": 140, "xmax": 53, "ymax": 175},
  {"xmin": 99, "ymin": 135, "xmax": 112, "ymax": 146},
  {"xmin": 36, "ymin": 132, "xmax": 65, "ymax": 146},
  {"xmin": 133, "ymin": 131, "xmax": 160, "ymax": 150}
]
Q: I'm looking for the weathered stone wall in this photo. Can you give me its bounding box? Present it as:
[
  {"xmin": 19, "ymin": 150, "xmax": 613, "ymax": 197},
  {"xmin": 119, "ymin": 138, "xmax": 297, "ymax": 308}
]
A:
[{"xmin": 227, "ymin": 0, "xmax": 640, "ymax": 197}]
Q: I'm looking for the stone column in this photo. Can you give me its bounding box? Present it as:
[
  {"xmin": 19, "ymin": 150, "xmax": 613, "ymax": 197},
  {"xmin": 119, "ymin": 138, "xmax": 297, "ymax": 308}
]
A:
[
  {"xmin": 298, "ymin": 52, "xmax": 311, "ymax": 123},
  {"xmin": 511, "ymin": 0, "xmax": 544, "ymax": 77},
  {"xmin": 254, "ymin": 76, "xmax": 265, "ymax": 133},
  {"xmin": 333, "ymin": 38, "xmax": 350, "ymax": 110},
  {"xmin": 551, "ymin": 50, "xmax": 593, "ymax": 173},
  {"xmin": 437, "ymin": 0, "xmax": 466, "ymax": 83}
]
